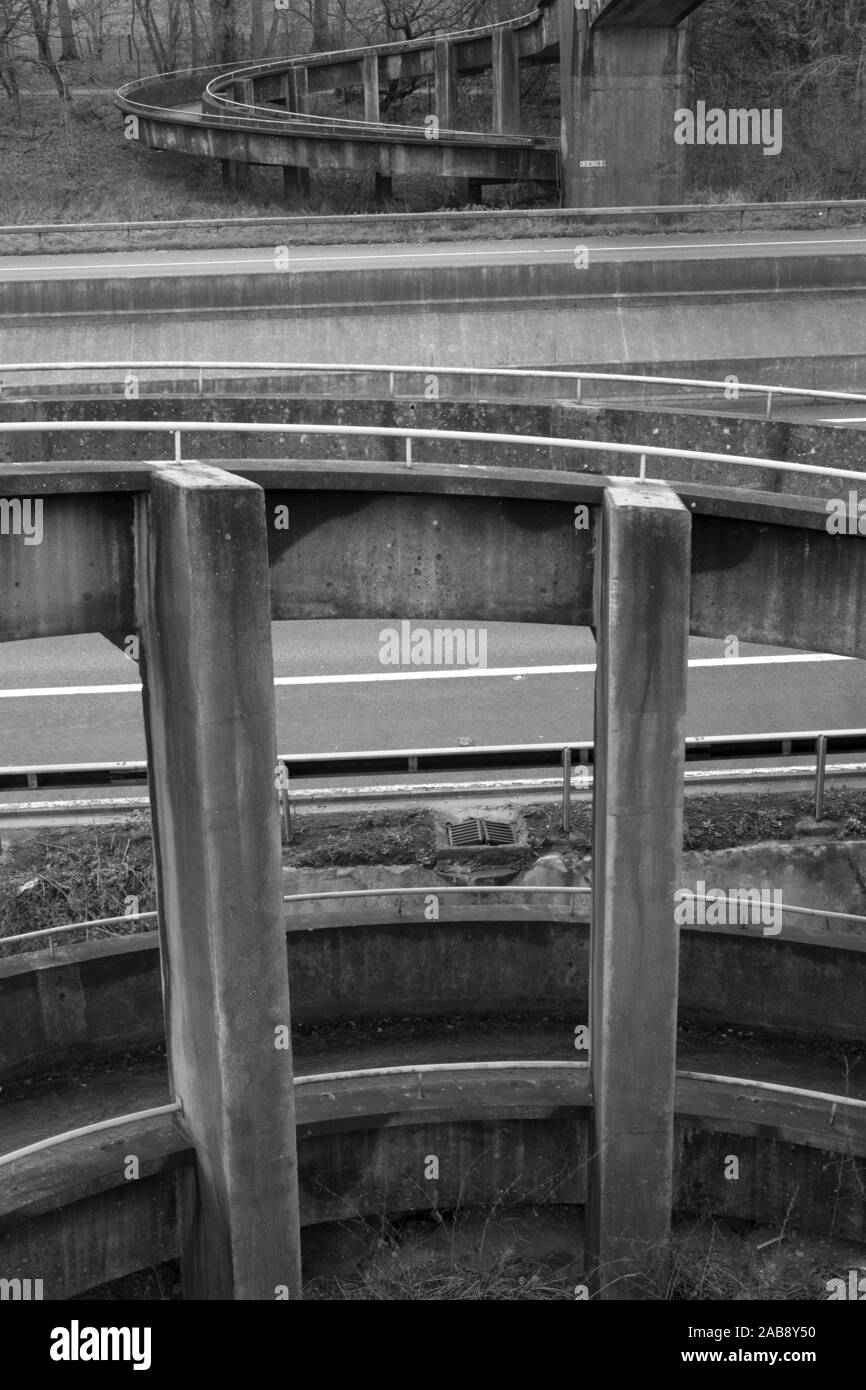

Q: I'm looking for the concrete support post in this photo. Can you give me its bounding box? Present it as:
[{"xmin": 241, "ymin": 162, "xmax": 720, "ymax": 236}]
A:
[
  {"xmin": 434, "ymin": 39, "xmax": 457, "ymax": 130},
  {"xmin": 586, "ymin": 483, "xmax": 691, "ymax": 1300},
  {"xmin": 136, "ymin": 463, "xmax": 302, "ymax": 1301},
  {"xmin": 283, "ymin": 165, "xmax": 311, "ymax": 200},
  {"xmin": 221, "ymin": 158, "xmax": 248, "ymax": 191},
  {"xmin": 560, "ymin": 5, "xmax": 689, "ymax": 207},
  {"xmin": 362, "ymin": 52, "xmax": 380, "ymax": 124},
  {"xmin": 234, "ymin": 77, "xmax": 255, "ymax": 111},
  {"xmin": 295, "ymin": 65, "xmax": 310, "ymax": 112},
  {"xmin": 492, "ymin": 26, "xmax": 520, "ymax": 135},
  {"xmin": 280, "ymin": 68, "xmax": 310, "ymax": 199},
  {"xmin": 281, "ymin": 65, "xmax": 309, "ymax": 113}
]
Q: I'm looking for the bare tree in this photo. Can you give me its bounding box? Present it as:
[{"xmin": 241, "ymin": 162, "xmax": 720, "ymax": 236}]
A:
[
  {"xmin": 25, "ymin": 0, "xmax": 69, "ymax": 99},
  {"xmin": 133, "ymin": 0, "xmax": 182, "ymax": 67},
  {"xmin": 56, "ymin": 0, "xmax": 77, "ymax": 58},
  {"xmin": 209, "ymin": 0, "xmax": 238, "ymax": 61}
]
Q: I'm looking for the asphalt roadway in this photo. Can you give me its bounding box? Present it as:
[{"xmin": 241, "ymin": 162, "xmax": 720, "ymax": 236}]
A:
[
  {"xmin": 3, "ymin": 228, "xmax": 866, "ymax": 281},
  {"xmin": 0, "ymin": 624, "xmax": 864, "ymax": 769}
]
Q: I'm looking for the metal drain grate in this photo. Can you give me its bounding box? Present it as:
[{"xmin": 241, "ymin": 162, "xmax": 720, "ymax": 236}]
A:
[{"xmin": 445, "ymin": 818, "xmax": 517, "ymax": 848}]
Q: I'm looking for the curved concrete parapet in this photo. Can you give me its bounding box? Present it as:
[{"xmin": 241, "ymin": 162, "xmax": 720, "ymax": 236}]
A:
[
  {"xmin": 115, "ymin": 8, "xmax": 560, "ymax": 195},
  {"xmin": 114, "ymin": 0, "xmax": 706, "ymax": 204},
  {"xmin": 1, "ymin": 1063, "xmax": 864, "ymax": 1298},
  {"xmin": 3, "ymin": 450, "xmax": 864, "ymax": 1296},
  {"xmin": 3, "ymin": 838, "xmax": 866, "ymax": 1082}
]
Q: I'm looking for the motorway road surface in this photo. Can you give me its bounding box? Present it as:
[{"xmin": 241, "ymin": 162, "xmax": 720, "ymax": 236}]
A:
[
  {"xmin": 0, "ymin": 624, "xmax": 864, "ymax": 768},
  {"xmin": 3, "ymin": 229, "xmax": 866, "ymax": 281}
]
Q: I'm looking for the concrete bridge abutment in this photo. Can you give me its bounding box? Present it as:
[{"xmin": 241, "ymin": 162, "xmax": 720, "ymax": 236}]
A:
[{"xmin": 560, "ymin": 6, "xmax": 690, "ymax": 206}]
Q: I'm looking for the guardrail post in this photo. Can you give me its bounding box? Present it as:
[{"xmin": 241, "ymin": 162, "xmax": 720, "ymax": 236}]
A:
[
  {"xmin": 135, "ymin": 462, "xmax": 302, "ymax": 1300},
  {"xmin": 279, "ymin": 761, "xmax": 292, "ymax": 843},
  {"xmin": 561, "ymin": 746, "xmax": 571, "ymax": 833},
  {"xmin": 587, "ymin": 483, "xmax": 690, "ymax": 1299},
  {"xmin": 814, "ymin": 734, "xmax": 828, "ymax": 821}
]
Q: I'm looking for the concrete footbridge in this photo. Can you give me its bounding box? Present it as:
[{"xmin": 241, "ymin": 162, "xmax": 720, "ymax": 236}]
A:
[{"xmin": 115, "ymin": 0, "xmax": 703, "ymax": 207}]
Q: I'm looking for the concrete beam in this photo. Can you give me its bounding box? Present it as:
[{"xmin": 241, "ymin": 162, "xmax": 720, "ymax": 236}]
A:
[
  {"xmin": 5, "ymin": 464, "xmax": 866, "ymax": 659},
  {"xmin": 135, "ymin": 462, "xmax": 302, "ymax": 1300},
  {"xmin": 492, "ymin": 27, "xmax": 520, "ymax": 135},
  {"xmin": 592, "ymin": 0, "xmax": 706, "ymax": 27},
  {"xmin": 586, "ymin": 483, "xmax": 690, "ymax": 1299},
  {"xmin": 0, "ymin": 492, "xmax": 135, "ymax": 643}
]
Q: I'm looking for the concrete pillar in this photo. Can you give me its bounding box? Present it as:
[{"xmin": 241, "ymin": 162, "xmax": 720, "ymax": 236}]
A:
[
  {"xmin": 492, "ymin": 27, "xmax": 520, "ymax": 135},
  {"xmin": 135, "ymin": 463, "xmax": 302, "ymax": 1301},
  {"xmin": 362, "ymin": 52, "xmax": 379, "ymax": 123},
  {"xmin": 283, "ymin": 165, "xmax": 311, "ymax": 200},
  {"xmin": 221, "ymin": 158, "xmax": 249, "ymax": 191},
  {"xmin": 281, "ymin": 65, "xmax": 309, "ymax": 113},
  {"xmin": 560, "ymin": 4, "xmax": 690, "ymax": 206},
  {"xmin": 434, "ymin": 39, "xmax": 457, "ymax": 130},
  {"xmin": 234, "ymin": 76, "xmax": 255, "ymax": 111},
  {"xmin": 586, "ymin": 483, "xmax": 690, "ymax": 1299}
]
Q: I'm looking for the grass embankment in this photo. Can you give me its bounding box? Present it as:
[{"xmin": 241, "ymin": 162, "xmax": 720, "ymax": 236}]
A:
[
  {"xmin": 3, "ymin": 787, "xmax": 866, "ymax": 956},
  {"xmin": 2, "ymin": 91, "xmax": 865, "ymax": 256}
]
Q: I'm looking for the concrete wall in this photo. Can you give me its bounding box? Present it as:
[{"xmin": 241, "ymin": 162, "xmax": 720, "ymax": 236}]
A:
[
  {"xmin": 3, "ymin": 842, "xmax": 864, "ymax": 1082},
  {"xmin": 3, "ymin": 255, "xmax": 866, "ymax": 370},
  {"xmin": 4, "ymin": 395, "xmax": 863, "ymax": 502},
  {"xmin": 3, "ymin": 1107, "xmax": 863, "ymax": 1299}
]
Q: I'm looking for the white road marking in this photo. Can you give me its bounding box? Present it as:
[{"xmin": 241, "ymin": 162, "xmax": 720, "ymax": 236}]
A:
[
  {"xmin": 3, "ymin": 235, "xmax": 866, "ymax": 279},
  {"xmin": 0, "ymin": 652, "xmax": 855, "ymax": 699}
]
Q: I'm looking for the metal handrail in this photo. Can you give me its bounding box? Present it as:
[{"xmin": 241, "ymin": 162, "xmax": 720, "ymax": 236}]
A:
[
  {"xmin": 3, "ymin": 727, "xmax": 866, "ymax": 779},
  {"xmin": 282, "ymin": 886, "xmax": 591, "ymax": 902},
  {"xmin": 2, "ymin": 1063, "xmax": 864, "ymax": 1169},
  {"xmin": 3, "ymin": 418, "xmax": 866, "ymax": 483},
  {"xmin": 0, "ymin": 912, "xmax": 157, "ymax": 949},
  {"xmin": 279, "ymin": 884, "xmax": 866, "ymax": 926},
  {"xmin": 5, "ymin": 873, "xmax": 865, "ymax": 957},
  {"xmin": 3, "ymin": 361, "xmax": 866, "ymax": 413},
  {"xmin": 0, "ymin": 1101, "xmax": 183, "ymax": 1167}
]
